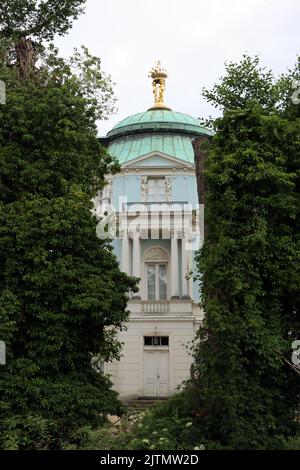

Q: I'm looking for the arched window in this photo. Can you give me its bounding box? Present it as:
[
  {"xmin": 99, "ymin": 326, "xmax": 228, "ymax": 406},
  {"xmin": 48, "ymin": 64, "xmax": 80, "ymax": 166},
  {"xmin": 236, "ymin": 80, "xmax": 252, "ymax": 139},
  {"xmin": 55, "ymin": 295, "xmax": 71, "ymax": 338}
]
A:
[{"xmin": 144, "ymin": 247, "xmax": 169, "ymax": 301}]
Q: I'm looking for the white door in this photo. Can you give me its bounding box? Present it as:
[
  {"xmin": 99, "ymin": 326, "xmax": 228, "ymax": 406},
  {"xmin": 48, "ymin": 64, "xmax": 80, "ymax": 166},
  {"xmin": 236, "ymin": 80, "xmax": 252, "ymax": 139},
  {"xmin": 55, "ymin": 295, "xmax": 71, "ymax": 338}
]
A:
[
  {"xmin": 157, "ymin": 351, "xmax": 169, "ymax": 395},
  {"xmin": 144, "ymin": 350, "xmax": 169, "ymax": 396}
]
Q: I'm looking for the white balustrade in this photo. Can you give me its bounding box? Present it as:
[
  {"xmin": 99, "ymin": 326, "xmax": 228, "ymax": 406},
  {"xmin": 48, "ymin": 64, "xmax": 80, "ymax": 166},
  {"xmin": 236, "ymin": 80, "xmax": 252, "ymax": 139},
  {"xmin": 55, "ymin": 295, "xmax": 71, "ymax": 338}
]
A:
[{"xmin": 142, "ymin": 301, "xmax": 170, "ymax": 314}]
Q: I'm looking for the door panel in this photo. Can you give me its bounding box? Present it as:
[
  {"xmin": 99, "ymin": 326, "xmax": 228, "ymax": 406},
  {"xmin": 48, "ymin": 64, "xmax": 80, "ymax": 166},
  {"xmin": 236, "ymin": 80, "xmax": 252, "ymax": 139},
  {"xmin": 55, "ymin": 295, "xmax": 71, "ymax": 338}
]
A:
[
  {"xmin": 157, "ymin": 351, "xmax": 169, "ymax": 396},
  {"xmin": 143, "ymin": 350, "xmax": 169, "ymax": 396},
  {"xmin": 144, "ymin": 351, "xmax": 156, "ymax": 396}
]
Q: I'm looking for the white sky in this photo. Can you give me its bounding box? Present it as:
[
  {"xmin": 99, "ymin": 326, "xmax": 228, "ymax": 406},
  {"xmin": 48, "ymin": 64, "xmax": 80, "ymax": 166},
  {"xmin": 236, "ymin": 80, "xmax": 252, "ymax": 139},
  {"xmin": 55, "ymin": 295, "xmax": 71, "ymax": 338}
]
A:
[{"xmin": 55, "ymin": 0, "xmax": 300, "ymax": 136}]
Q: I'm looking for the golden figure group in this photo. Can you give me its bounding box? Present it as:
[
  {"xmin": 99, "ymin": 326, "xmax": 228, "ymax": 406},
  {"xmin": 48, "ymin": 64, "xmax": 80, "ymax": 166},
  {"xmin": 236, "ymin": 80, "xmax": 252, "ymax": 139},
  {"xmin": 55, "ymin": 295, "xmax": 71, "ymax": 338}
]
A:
[{"xmin": 149, "ymin": 60, "xmax": 168, "ymax": 107}]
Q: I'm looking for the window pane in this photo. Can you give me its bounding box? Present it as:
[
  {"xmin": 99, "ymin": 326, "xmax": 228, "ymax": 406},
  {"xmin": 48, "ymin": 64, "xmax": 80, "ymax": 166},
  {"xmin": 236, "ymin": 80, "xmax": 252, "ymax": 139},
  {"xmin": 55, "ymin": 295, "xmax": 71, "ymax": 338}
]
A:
[
  {"xmin": 147, "ymin": 179, "xmax": 155, "ymax": 201},
  {"xmin": 147, "ymin": 265, "xmax": 156, "ymax": 300},
  {"xmin": 158, "ymin": 190, "xmax": 166, "ymax": 202},
  {"xmin": 159, "ymin": 264, "xmax": 167, "ymax": 300},
  {"xmin": 158, "ymin": 179, "xmax": 166, "ymax": 202},
  {"xmin": 148, "ymin": 192, "xmax": 156, "ymax": 202},
  {"xmin": 147, "ymin": 179, "xmax": 155, "ymax": 189},
  {"xmin": 147, "ymin": 178, "xmax": 166, "ymax": 202},
  {"xmin": 143, "ymin": 336, "xmax": 169, "ymax": 346}
]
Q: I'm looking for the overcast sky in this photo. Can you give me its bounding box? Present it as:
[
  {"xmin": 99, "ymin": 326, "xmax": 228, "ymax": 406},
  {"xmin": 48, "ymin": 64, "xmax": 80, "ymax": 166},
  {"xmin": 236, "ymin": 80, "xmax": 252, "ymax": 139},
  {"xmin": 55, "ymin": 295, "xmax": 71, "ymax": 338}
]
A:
[{"xmin": 55, "ymin": 0, "xmax": 299, "ymax": 136}]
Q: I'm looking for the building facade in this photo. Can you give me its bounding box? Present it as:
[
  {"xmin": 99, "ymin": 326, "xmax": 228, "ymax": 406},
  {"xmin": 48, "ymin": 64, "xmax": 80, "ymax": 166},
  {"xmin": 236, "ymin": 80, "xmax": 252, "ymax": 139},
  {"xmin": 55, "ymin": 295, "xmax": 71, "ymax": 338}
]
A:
[{"xmin": 100, "ymin": 63, "xmax": 211, "ymax": 399}]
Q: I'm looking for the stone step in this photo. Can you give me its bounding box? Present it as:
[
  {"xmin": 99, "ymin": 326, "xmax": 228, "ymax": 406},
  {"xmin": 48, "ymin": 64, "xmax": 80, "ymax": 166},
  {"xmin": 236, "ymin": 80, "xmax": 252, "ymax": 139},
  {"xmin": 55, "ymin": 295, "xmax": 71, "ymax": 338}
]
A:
[{"xmin": 124, "ymin": 397, "xmax": 167, "ymax": 410}]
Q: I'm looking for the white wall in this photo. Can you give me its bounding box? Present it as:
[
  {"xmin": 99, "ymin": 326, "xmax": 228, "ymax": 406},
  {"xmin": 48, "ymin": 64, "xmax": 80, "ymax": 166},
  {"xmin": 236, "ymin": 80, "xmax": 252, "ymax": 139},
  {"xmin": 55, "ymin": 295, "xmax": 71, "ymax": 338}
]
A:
[{"xmin": 105, "ymin": 317, "xmax": 197, "ymax": 399}]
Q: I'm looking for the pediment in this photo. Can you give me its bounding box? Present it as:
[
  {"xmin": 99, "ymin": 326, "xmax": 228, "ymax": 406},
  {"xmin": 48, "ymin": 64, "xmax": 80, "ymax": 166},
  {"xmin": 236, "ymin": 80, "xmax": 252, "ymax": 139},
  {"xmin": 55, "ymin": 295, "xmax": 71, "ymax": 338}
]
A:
[{"xmin": 121, "ymin": 151, "xmax": 194, "ymax": 170}]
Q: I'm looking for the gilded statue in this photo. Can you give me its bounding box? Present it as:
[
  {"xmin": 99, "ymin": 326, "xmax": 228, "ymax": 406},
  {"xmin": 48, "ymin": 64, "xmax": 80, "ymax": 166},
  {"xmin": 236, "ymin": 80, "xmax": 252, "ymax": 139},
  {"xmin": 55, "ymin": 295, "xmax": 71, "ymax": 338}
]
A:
[{"xmin": 148, "ymin": 60, "xmax": 170, "ymax": 109}]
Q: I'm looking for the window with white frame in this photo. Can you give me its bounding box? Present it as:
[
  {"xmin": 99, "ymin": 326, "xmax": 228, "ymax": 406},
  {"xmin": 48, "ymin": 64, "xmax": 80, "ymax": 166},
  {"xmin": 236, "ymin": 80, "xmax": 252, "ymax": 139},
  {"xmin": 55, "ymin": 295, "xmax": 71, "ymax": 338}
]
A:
[
  {"xmin": 147, "ymin": 178, "xmax": 166, "ymax": 202},
  {"xmin": 144, "ymin": 247, "xmax": 169, "ymax": 301},
  {"xmin": 146, "ymin": 263, "xmax": 167, "ymax": 300}
]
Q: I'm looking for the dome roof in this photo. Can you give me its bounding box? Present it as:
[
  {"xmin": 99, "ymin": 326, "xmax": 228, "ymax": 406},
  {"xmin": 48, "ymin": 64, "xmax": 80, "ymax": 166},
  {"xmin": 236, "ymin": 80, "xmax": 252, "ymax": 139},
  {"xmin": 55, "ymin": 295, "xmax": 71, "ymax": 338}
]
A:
[
  {"xmin": 101, "ymin": 62, "xmax": 212, "ymax": 164},
  {"xmin": 106, "ymin": 109, "xmax": 210, "ymax": 139},
  {"xmin": 107, "ymin": 133, "xmax": 201, "ymax": 164},
  {"xmin": 102, "ymin": 109, "xmax": 212, "ymax": 165}
]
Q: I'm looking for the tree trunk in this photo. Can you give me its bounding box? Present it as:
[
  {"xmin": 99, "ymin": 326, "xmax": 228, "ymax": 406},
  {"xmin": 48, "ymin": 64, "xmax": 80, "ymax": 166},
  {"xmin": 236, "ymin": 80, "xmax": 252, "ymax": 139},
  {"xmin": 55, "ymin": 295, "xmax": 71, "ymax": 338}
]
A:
[{"xmin": 15, "ymin": 37, "xmax": 37, "ymax": 80}]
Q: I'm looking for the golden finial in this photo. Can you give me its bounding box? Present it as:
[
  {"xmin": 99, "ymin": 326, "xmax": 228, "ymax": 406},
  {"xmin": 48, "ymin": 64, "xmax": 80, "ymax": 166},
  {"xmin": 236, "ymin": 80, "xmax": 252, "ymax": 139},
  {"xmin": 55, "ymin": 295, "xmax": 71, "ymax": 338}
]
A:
[{"xmin": 148, "ymin": 60, "xmax": 171, "ymax": 110}]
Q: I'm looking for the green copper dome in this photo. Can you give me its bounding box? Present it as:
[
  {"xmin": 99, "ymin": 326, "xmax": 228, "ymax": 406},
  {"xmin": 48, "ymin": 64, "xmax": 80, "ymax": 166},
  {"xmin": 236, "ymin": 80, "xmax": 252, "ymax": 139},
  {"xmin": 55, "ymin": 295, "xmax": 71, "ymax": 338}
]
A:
[
  {"xmin": 102, "ymin": 109, "xmax": 212, "ymax": 165},
  {"xmin": 106, "ymin": 109, "xmax": 210, "ymax": 139}
]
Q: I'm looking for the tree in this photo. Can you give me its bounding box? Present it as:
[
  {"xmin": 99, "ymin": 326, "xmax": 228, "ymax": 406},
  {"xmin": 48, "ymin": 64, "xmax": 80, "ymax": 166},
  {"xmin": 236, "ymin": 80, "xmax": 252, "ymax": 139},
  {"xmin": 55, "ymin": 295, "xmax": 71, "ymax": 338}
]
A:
[
  {"xmin": 193, "ymin": 55, "xmax": 300, "ymax": 449},
  {"xmin": 0, "ymin": 1, "xmax": 87, "ymax": 79},
  {"xmin": 0, "ymin": 39, "xmax": 136, "ymax": 449},
  {"xmin": 0, "ymin": 0, "xmax": 86, "ymax": 40}
]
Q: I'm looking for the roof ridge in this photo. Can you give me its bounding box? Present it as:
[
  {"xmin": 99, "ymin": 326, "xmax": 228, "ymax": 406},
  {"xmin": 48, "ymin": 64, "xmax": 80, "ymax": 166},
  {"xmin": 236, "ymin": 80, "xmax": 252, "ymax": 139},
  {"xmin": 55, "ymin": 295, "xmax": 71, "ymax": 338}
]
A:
[{"xmin": 110, "ymin": 109, "xmax": 201, "ymax": 132}]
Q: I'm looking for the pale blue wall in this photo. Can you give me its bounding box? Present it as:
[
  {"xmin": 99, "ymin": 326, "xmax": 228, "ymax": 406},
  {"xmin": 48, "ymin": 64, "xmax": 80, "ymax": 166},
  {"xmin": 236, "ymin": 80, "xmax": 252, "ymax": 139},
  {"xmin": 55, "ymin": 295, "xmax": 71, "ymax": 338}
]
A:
[
  {"xmin": 172, "ymin": 175, "xmax": 198, "ymax": 206},
  {"xmin": 112, "ymin": 173, "xmax": 199, "ymax": 207},
  {"xmin": 111, "ymin": 238, "xmax": 121, "ymax": 261},
  {"xmin": 112, "ymin": 175, "xmax": 142, "ymax": 207},
  {"xmin": 110, "ymin": 171, "xmax": 201, "ymax": 302}
]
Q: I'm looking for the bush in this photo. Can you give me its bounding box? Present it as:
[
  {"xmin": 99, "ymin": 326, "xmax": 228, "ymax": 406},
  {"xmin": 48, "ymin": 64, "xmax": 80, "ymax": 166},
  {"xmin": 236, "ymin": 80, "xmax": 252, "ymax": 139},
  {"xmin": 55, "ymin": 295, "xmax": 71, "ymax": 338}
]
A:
[
  {"xmin": 75, "ymin": 390, "xmax": 207, "ymax": 451},
  {"xmin": 283, "ymin": 435, "xmax": 300, "ymax": 450},
  {"xmin": 0, "ymin": 412, "xmax": 58, "ymax": 450}
]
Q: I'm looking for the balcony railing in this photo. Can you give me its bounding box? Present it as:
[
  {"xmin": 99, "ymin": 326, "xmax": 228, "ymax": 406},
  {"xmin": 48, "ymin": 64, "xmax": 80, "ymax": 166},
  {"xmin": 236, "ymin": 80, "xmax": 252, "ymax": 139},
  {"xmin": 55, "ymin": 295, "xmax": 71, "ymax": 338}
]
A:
[
  {"xmin": 128, "ymin": 298, "xmax": 195, "ymax": 316},
  {"xmin": 122, "ymin": 201, "xmax": 189, "ymax": 213},
  {"xmin": 141, "ymin": 301, "xmax": 170, "ymax": 314}
]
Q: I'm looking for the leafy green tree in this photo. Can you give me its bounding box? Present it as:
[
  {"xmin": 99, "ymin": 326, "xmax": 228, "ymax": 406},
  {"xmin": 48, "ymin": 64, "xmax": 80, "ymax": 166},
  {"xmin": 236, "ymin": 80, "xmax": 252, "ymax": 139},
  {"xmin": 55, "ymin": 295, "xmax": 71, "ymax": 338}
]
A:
[
  {"xmin": 0, "ymin": 1, "xmax": 87, "ymax": 79},
  {"xmin": 0, "ymin": 38, "xmax": 136, "ymax": 449},
  {"xmin": 277, "ymin": 57, "xmax": 300, "ymax": 120},
  {"xmin": 193, "ymin": 55, "xmax": 300, "ymax": 449},
  {"xmin": 0, "ymin": 0, "xmax": 86, "ymax": 40}
]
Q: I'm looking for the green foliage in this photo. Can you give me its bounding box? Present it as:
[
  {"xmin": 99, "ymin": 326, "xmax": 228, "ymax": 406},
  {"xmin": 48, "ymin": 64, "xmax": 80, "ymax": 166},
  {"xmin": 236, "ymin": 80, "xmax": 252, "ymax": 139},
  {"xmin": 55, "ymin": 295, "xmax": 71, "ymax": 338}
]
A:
[
  {"xmin": 202, "ymin": 54, "xmax": 278, "ymax": 115},
  {"xmin": 0, "ymin": 45, "xmax": 116, "ymax": 205},
  {"xmin": 283, "ymin": 434, "xmax": 300, "ymax": 450},
  {"xmin": 276, "ymin": 56, "xmax": 300, "ymax": 119},
  {"xmin": 58, "ymin": 389, "xmax": 300, "ymax": 451},
  {"xmin": 0, "ymin": 24, "xmax": 136, "ymax": 449},
  {"xmin": 193, "ymin": 55, "xmax": 300, "ymax": 449},
  {"xmin": 0, "ymin": 0, "xmax": 86, "ymax": 41},
  {"xmin": 73, "ymin": 392, "xmax": 207, "ymax": 451},
  {"xmin": 0, "ymin": 408, "xmax": 58, "ymax": 450}
]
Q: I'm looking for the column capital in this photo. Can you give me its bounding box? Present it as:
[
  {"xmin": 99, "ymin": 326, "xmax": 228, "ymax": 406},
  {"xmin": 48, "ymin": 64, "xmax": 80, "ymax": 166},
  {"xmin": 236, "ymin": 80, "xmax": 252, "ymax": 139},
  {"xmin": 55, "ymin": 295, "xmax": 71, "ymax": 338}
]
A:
[{"xmin": 130, "ymin": 231, "xmax": 141, "ymax": 240}]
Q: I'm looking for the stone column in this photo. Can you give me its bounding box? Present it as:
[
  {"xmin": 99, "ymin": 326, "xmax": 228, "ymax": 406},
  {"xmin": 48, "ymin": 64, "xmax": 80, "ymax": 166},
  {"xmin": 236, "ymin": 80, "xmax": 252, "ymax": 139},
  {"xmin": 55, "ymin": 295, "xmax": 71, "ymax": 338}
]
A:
[
  {"xmin": 171, "ymin": 238, "xmax": 179, "ymax": 298},
  {"xmin": 121, "ymin": 236, "xmax": 130, "ymax": 274},
  {"xmin": 188, "ymin": 240, "xmax": 193, "ymax": 299},
  {"xmin": 132, "ymin": 235, "xmax": 141, "ymax": 298},
  {"xmin": 181, "ymin": 238, "xmax": 189, "ymax": 299}
]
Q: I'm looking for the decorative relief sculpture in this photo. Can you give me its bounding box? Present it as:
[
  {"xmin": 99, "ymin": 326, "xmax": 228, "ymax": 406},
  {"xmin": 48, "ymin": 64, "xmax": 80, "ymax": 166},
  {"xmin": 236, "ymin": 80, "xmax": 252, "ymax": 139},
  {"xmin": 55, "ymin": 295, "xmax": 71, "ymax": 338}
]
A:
[
  {"xmin": 145, "ymin": 247, "xmax": 169, "ymax": 262},
  {"xmin": 165, "ymin": 176, "xmax": 172, "ymax": 202},
  {"xmin": 106, "ymin": 176, "xmax": 113, "ymax": 201},
  {"xmin": 141, "ymin": 176, "xmax": 148, "ymax": 202}
]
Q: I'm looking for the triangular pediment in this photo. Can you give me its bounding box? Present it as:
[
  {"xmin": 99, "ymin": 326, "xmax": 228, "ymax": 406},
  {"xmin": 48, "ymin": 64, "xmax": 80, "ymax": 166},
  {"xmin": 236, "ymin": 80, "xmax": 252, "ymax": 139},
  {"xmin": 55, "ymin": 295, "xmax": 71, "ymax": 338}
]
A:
[{"xmin": 121, "ymin": 151, "xmax": 194, "ymax": 169}]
